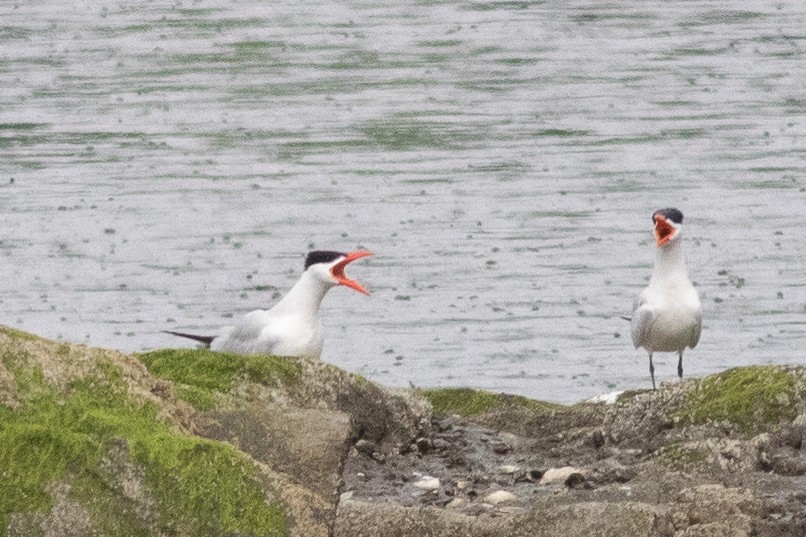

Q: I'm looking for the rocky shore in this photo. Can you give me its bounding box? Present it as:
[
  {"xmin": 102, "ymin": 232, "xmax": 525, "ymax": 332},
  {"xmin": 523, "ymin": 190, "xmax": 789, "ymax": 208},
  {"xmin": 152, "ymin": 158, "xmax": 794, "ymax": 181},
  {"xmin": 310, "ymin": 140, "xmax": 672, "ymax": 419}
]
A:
[{"xmin": 2, "ymin": 326, "xmax": 806, "ymax": 536}]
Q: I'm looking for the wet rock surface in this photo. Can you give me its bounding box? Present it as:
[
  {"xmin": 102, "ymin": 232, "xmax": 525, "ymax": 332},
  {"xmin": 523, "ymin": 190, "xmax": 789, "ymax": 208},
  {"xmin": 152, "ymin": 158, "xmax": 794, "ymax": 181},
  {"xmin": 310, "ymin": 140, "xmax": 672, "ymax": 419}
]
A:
[
  {"xmin": 5, "ymin": 327, "xmax": 806, "ymax": 536},
  {"xmin": 338, "ymin": 370, "xmax": 806, "ymax": 536}
]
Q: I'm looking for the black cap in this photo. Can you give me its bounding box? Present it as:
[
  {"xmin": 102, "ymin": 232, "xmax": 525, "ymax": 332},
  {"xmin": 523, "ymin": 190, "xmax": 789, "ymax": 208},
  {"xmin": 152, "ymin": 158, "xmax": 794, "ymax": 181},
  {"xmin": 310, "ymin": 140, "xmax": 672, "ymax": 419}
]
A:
[
  {"xmin": 652, "ymin": 208, "xmax": 684, "ymax": 224},
  {"xmin": 304, "ymin": 250, "xmax": 345, "ymax": 270}
]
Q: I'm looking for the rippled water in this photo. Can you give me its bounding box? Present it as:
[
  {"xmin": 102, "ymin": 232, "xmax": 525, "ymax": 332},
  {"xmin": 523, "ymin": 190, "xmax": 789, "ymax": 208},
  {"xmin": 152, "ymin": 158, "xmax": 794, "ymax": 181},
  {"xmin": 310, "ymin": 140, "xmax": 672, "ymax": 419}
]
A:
[{"xmin": 1, "ymin": 0, "xmax": 805, "ymax": 402}]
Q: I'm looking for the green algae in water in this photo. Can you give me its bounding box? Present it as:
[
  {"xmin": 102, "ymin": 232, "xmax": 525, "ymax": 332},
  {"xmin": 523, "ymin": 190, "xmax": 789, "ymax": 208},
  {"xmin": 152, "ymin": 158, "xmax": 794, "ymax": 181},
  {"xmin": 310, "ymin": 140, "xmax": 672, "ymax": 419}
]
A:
[
  {"xmin": 676, "ymin": 366, "xmax": 798, "ymax": 433},
  {"xmin": 0, "ymin": 358, "xmax": 287, "ymax": 536}
]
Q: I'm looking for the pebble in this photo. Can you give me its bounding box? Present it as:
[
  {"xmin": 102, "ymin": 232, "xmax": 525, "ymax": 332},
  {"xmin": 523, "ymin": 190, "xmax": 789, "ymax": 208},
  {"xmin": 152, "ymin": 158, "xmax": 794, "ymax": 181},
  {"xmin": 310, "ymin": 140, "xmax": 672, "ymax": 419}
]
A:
[
  {"xmin": 491, "ymin": 441, "xmax": 511, "ymax": 454},
  {"xmin": 355, "ymin": 439, "xmax": 377, "ymax": 456},
  {"xmin": 499, "ymin": 464, "xmax": 519, "ymax": 474},
  {"xmin": 446, "ymin": 498, "xmax": 466, "ymax": 509},
  {"xmin": 540, "ymin": 466, "xmax": 585, "ymax": 485},
  {"xmin": 413, "ymin": 476, "xmax": 441, "ymax": 491},
  {"xmin": 484, "ymin": 490, "xmax": 517, "ymax": 505},
  {"xmin": 340, "ymin": 491, "xmax": 354, "ymax": 502},
  {"xmin": 432, "ymin": 438, "xmax": 451, "ymax": 450}
]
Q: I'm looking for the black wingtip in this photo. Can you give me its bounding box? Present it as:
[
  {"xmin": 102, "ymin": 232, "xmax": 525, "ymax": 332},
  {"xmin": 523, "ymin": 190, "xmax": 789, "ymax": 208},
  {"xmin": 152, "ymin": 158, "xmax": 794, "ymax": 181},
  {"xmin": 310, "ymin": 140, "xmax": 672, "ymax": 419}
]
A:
[
  {"xmin": 620, "ymin": 316, "xmax": 632, "ymax": 322},
  {"xmin": 162, "ymin": 330, "xmax": 215, "ymax": 346}
]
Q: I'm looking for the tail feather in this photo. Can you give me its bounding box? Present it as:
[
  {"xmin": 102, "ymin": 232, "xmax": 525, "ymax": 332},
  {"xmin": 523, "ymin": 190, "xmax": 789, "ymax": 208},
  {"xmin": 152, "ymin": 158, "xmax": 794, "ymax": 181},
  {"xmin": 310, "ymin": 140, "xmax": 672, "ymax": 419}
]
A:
[{"xmin": 162, "ymin": 330, "xmax": 215, "ymax": 347}]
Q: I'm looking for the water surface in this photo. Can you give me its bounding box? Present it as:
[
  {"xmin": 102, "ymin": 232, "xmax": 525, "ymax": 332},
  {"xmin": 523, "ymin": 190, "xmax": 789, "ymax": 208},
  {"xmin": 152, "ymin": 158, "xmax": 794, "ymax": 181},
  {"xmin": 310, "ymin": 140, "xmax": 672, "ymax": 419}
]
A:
[{"xmin": 1, "ymin": 0, "xmax": 805, "ymax": 402}]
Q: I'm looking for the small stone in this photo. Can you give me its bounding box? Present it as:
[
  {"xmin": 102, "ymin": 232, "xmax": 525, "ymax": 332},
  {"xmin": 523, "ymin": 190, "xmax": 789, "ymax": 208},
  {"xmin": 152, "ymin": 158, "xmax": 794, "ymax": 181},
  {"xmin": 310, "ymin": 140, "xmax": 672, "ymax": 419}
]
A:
[
  {"xmin": 355, "ymin": 439, "xmax": 377, "ymax": 456},
  {"xmin": 415, "ymin": 437, "xmax": 433, "ymax": 454},
  {"xmin": 484, "ymin": 490, "xmax": 517, "ymax": 505},
  {"xmin": 585, "ymin": 430, "xmax": 606, "ymax": 449},
  {"xmin": 491, "ymin": 441, "xmax": 511, "ymax": 454},
  {"xmin": 371, "ymin": 451, "xmax": 386, "ymax": 464},
  {"xmin": 414, "ymin": 476, "xmax": 440, "ymax": 491},
  {"xmin": 455, "ymin": 480, "xmax": 468, "ymax": 490},
  {"xmin": 446, "ymin": 498, "xmax": 466, "ymax": 509},
  {"xmin": 564, "ymin": 472, "xmax": 587, "ymax": 489},
  {"xmin": 340, "ymin": 491, "xmax": 354, "ymax": 502},
  {"xmin": 499, "ymin": 465, "xmax": 519, "ymax": 474},
  {"xmin": 540, "ymin": 466, "xmax": 585, "ymax": 485},
  {"xmin": 528, "ymin": 469, "xmax": 545, "ymax": 481},
  {"xmin": 432, "ymin": 438, "xmax": 451, "ymax": 450}
]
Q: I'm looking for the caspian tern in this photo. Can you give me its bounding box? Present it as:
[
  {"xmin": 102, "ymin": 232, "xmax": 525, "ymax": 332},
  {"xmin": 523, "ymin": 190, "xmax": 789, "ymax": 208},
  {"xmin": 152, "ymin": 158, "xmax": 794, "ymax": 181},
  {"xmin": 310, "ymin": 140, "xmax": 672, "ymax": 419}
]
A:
[
  {"xmin": 164, "ymin": 250, "xmax": 372, "ymax": 358},
  {"xmin": 629, "ymin": 208, "xmax": 702, "ymax": 389}
]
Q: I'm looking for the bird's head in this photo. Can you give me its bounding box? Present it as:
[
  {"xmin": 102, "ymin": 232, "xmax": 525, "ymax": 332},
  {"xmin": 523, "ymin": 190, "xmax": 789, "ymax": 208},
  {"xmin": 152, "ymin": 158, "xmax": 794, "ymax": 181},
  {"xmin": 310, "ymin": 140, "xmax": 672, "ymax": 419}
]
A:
[
  {"xmin": 304, "ymin": 250, "xmax": 372, "ymax": 295},
  {"xmin": 652, "ymin": 208, "xmax": 684, "ymax": 247}
]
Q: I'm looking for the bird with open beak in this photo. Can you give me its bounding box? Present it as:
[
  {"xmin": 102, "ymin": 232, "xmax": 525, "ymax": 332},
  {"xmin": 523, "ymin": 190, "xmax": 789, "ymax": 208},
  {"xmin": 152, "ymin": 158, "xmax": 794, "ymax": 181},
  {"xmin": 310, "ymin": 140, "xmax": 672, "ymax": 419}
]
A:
[
  {"xmin": 629, "ymin": 209, "xmax": 702, "ymax": 389},
  {"xmin": 165, "ymin": 250, "xmax": 372, "ymax": 358}
]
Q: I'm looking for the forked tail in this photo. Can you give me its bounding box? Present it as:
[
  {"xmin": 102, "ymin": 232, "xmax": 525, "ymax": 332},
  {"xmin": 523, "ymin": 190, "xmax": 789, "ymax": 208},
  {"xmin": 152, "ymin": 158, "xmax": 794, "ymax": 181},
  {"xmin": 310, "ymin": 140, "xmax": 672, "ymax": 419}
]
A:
[{"xmin": 162, "ymin": 330, "xmax": 215, "ymax": 347}]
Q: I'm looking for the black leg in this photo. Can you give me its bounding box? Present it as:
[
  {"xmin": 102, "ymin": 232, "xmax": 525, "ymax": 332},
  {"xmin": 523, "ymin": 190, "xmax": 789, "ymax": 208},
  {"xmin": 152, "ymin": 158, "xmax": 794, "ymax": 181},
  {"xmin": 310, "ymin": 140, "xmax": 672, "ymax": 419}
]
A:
[
  {"xmin": 649, "ymin": 353, "xmax": 656, "ymax": 390},
  {"xmin": 678, "ymin": 352, "xmax": 684, "ymax": 379}
]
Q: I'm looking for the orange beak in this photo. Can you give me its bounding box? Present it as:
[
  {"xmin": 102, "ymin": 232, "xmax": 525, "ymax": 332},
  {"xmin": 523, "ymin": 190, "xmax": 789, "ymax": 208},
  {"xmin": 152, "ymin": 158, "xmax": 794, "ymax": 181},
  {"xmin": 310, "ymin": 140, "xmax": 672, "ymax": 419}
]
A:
[
  {"xmin": 330, "ymin": 250, "xmax": 372, "ymax": 295},
  {"xmin": 654, "ymin": 215, "xmax": 676, "ymax": 247}
]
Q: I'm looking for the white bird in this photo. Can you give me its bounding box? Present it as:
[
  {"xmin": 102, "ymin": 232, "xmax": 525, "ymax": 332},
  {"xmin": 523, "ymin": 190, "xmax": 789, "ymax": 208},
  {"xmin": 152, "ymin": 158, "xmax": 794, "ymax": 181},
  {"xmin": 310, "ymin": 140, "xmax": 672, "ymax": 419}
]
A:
[
  {"xmin": 165, "ymin": 250, "xmax": 372, "ymax": 358},
  {"xmin": 629, "ymin": 208, "xmax": 702, "ymax": 389}
]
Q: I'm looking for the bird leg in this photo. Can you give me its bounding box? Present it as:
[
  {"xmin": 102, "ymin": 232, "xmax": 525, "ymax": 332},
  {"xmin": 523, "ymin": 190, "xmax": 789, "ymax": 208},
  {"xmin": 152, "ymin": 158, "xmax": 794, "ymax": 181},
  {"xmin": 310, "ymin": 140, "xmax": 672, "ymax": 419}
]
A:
[
  {"xmin": 678, "ymin": 351, "xmax": 684, "ymax": 379},
  {"xmin": 649, "ymin": 353, "xmax": 656, "ymax": 390}
]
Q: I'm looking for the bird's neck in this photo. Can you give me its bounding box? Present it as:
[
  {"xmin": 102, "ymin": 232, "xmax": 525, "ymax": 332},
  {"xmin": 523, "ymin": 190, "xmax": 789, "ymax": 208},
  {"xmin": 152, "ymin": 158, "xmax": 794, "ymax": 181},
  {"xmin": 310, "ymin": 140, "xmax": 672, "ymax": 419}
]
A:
[
  {"xmin": 273, "ymin": 271, "xmax": 331, "ymax": 318},
  {"xmin": 651, "ymin": 240, "xmax": 687, "ymax": 283}
]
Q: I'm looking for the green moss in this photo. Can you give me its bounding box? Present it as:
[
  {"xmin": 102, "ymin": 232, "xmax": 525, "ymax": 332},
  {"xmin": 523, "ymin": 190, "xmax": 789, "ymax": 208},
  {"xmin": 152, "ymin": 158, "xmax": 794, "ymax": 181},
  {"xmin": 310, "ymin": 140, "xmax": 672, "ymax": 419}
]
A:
[
  {"xmin": 419, "ymin": 387, "xmax": 562, "ymax": 418},
  {"xmin": 0, "ymin": 356, "xmax": 287, "ymax": 536},
  {"xmin": 174, "ymin": 385, "xmax": 216, "ymax": 411},
  {"xmin": 676, "ymin": 366, "xmax": 798, "ymax": 433},
  {"xmin": 136, "ymin": 349, "xmax": 302, "ymax": 409}
]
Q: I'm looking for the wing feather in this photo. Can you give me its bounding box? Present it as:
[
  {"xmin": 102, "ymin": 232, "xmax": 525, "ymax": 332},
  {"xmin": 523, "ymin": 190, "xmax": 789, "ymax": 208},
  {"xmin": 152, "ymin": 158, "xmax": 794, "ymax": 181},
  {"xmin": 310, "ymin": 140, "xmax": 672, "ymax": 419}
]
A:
[
  {"xmin": 689, "ymin": 310, "xmax": 702, "ymax": 349},
  {"xmin": 630, "ymin": 289, "xmax": 653, "ymax": 349},
  {"xmin": 212, "ymin": 310, "xmax": 281, "ymax": 354}
]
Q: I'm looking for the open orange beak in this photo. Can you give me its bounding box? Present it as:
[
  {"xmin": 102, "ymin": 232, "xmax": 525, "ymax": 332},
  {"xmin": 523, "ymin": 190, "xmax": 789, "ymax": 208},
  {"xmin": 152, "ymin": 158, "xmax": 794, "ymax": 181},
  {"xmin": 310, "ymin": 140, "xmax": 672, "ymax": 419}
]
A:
[
  {"xmin": 654, "ymin": 215, "xmax": 676, "ymax": 247},
  {"xmin": 330, "ymin": 250, "xmax": 372, "ymax": 295}
]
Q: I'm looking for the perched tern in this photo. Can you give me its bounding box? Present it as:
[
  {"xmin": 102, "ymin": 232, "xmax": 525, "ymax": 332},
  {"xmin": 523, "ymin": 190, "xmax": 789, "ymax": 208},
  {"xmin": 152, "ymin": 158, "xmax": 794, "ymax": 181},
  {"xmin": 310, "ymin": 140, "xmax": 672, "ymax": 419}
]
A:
[
  {"xmin": 629, "ymin": 208, "xmax": 702, "ymax": 389},
  {"xmin": 165, "ymin": 250, "xmax": 372, "ymax": 358}
]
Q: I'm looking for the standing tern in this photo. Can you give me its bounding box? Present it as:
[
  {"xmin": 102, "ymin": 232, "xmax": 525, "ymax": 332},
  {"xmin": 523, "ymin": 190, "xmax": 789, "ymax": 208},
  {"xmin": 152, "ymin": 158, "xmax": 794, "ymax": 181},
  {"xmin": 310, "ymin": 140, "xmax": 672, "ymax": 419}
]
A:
[
  {"xmin": 165, "ymin": 250, "xmax": 372, "ymax": 358},
  {"xmin": 629, "ymin": 208, "xmax": 702, "ymax": 389}
]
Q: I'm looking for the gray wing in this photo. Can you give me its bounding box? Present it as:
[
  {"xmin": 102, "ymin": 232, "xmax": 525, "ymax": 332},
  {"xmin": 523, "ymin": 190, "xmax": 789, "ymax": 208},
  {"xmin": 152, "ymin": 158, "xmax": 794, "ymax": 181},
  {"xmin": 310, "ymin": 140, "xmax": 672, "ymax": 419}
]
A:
[
  {"xmin": 212, "ymin": 311, "xmax": 280, "ymax": 354},
  {"xmin": 689, "ymin": 309, "xmax": 703, "ymax": 349},
  {"xmin": 630, "ymin": 291, "xmax": 653, "ymax": 349}
]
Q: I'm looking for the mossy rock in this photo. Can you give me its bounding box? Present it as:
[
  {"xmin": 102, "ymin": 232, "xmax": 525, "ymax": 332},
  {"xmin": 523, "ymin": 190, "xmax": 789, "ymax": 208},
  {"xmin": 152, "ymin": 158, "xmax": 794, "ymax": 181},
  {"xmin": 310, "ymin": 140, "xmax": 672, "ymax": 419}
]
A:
[
  {"xmin": 675, "ymin": 366, "xmax": 801, "ymax": 433},
  {"xmin": 137, "ymin": 347, "xmax": 431, "ymax": 453},
  {"xmin": 136, "ymin": 348, "xmax": 303, "ymax": 410},
  {"xmin": 416, "ymin": 387, "xmax": 590, "ymax": 437},
  {"xmin": 0, "ymin": 327, "xmax": 298, "ymax": 537},
  {"xmin": 0, "ymin": 326, "xmax": 40, "ymax": 342},
  {"xmin": 655, "ymin": 442, "xmax": 708, "ymax": 471},
  {"xmin": 418, "ymin": 387, "xmax": 562, "ymax": 418}
]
